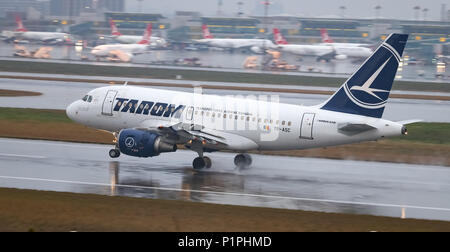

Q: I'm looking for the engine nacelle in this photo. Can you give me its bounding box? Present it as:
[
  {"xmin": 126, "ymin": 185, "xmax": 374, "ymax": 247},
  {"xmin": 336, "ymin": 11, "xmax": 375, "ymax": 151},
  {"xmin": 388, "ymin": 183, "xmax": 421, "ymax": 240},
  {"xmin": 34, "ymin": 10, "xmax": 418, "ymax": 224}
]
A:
[
  {"xmin": 250, "ymin": 46, "xmax": 263, "ymax": 54},
  {"xmin": 118, "ymin": 129, "xmax": 177, "ymax": 157},
  {"xmin": 334, "ymin": 54, "xmax": 348, "ymax": 60}
]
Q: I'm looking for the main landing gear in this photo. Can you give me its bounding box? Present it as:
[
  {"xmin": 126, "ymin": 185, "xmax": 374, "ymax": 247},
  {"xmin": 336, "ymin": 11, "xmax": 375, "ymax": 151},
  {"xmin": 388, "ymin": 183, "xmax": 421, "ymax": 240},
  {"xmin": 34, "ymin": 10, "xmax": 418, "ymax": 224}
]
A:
[
  {"xmin": 192, "ymin": 156, "xmax": 212, "ymax": 170},
  {"xmin": 191, "ymin": 153, "xmax": 252, "ymax": 170}
]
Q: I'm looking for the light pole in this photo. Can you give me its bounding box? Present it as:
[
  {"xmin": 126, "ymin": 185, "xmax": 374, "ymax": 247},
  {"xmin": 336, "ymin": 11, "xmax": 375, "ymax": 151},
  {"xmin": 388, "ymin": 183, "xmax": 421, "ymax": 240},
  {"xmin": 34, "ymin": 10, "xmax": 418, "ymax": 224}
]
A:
[
  {"xmin": 413, "ymin": 6, "xmax": 421, "ymax": 20},
  {"xmin": 374, "ymin": 5, "xmax": 381, "ymax": 19},
  {"xmin": 137, "ymin": 0, "xmax": 144, "ymax": 13},
  {"xmin": 423, "ymin": 8, "xmax": 429, "ymax": 21},
  {"xmin": 340, "ymin": 6, "xmax": 346, "ymax": 18}
]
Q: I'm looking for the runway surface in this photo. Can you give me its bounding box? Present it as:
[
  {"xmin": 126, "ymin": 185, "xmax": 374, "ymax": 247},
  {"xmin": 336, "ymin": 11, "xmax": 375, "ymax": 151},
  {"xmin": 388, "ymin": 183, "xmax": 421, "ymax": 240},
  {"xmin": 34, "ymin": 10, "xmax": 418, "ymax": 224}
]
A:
[
  {"xmin": 1, "ymin": 75, "xmax": 450, "ymax": 122},
  {"xmin": 0, "ymin": 137, "xmax": 449, "ymax": 221}
]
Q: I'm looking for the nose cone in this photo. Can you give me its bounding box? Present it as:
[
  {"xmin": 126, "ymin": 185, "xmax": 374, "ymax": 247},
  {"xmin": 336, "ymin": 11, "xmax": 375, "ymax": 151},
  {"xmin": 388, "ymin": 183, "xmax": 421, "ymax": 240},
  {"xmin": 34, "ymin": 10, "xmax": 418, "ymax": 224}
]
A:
[{"xmin": 66, "ymin": 101, "xmax": 78, "ymax": 121}]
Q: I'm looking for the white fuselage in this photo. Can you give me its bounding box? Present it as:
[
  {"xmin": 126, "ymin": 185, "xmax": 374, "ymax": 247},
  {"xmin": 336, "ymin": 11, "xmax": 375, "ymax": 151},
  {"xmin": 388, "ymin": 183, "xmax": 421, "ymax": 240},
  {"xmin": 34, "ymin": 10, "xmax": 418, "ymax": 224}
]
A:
[
  {"xmin": 15, "ymin": 31, "xmax": 69, "ymax": 42},
  {"xmin": 66, "ymin": 85, "xmax": 403, "ymax": 151},
  {"xmin": 91, "ymin": 44, "xmax": 148, "ymax": 57},
  {"xmin": 196, "ymin": 38, "xmax": 276, "ymax": 50},
  {"xmin": 113, "ymin": 35, "xmax": 166, "ymax": 47},
  {"xmin": 278, "ymin": 44, "xmax": 373, "ymax": 58}
]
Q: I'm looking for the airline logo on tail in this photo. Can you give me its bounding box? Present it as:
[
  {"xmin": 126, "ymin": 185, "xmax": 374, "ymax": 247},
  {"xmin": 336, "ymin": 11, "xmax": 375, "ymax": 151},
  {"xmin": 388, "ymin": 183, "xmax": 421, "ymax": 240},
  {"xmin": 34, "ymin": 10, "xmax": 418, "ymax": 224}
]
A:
[
  {"xmin": 321, "ymin": 34, "xmax": 408, "ymax": 118},
  {"xmin": 15, "ymin": 15, "xmax": 27, "ymax": 32},
  {"xmin": 320, "ymin": 29, "xmax": 333, "ymax": 43},
  {"xmin": 202, "ymin": 25, "xmax": 213, "ymax": 39},
  {"xmin": 138, "ymin": 23, "xmax": 152, "ymax": 45},
  {"xmin": 273, "ymin": 28, "xmax": 287, "ymax": 45},
  {"xmin": 109, "ymin": 19, "xmax": 122, "ymax": 36}
]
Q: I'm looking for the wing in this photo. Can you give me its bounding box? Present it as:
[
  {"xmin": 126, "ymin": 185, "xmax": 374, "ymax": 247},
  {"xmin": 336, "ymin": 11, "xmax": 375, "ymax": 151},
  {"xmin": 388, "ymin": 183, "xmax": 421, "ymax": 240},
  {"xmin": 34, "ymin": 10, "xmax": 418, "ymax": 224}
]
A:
[{"xmin": 135, "ymin": 120, "xmax": 258, "ymax": 152}]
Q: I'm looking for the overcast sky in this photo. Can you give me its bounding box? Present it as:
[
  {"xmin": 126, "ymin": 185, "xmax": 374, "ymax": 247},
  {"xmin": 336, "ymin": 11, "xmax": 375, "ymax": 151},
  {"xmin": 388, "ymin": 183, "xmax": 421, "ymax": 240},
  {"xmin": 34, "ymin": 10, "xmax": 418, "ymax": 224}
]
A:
[{"xmin": 125, "ymin": 0, "xmax": 448, "ymax": 21}]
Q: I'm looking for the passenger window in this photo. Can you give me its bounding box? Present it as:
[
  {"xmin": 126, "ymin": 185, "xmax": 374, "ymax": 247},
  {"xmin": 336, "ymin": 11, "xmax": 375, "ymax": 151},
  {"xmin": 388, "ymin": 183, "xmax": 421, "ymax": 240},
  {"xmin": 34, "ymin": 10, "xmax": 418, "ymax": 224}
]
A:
[
  {"xmin": 288, "ymin": 121, "xmax": 292, "ymax": 126},
  {"xmin": 282, "ymin": 121, "xmax": 285, "ymax": 125}
]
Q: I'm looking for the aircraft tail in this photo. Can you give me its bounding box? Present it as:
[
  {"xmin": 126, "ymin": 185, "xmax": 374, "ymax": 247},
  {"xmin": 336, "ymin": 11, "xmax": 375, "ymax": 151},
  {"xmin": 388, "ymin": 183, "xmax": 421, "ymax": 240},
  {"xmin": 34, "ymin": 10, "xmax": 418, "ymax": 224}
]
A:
[
  {"xmin": 109, "ymin": 19, "xmax": 122, "ymax": 36},
  {"xmin": 15, "ymin": 15, "xmax": 27, "ymax": 32},
  {"xmin": 273, "ymin": 28, "xmax": 288, "ymax": 45},
  {"xmin": 202, "ymin": 24, "xmax": 213, "ymax": 39},
  {"xmin": 137, "ymin": 23, "xmax": 152, "ymax": 45},
  {"xmin": 320, "ymin": 33, "xmax": 408, "ymax": 118},
  {"xmin": 320, "ymin": 28, "xmax": 333, "ymax": 43}
]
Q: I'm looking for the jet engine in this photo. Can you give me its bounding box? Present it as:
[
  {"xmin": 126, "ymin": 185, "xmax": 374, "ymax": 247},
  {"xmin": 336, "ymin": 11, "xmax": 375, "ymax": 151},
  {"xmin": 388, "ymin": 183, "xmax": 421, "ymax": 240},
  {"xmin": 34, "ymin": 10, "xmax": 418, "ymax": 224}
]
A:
[
  {"xmin": 334, "ymin": 54, "xmax": 348, "ymax": 60},
  {"xmin": 118, "ymin": 129, "xmax": 177, "ymax": 157},
  {"xmin": 250, "ymin": 46, "xmax": 263, "ymax": 54}
]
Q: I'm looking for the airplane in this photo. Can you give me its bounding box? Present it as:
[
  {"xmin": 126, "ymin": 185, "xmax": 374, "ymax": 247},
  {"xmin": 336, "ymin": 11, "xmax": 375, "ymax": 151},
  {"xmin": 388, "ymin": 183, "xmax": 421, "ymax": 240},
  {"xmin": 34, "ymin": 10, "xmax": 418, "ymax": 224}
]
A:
[
  {"xmin": 9, "ymin": 16, "xmax": 71, "ymax": 44},
  {"xmin": 66, "ymin": 33, "xmax": 418, "ymax": 170},
  {"xmin": 273, "ymin": 28, "xmax": 373, "ymax": 60},
  {"xmin": 91, "ymin": 23, "xmax": 152, "ymax": 60},
  {"xmin": 107, "ymin": 19, "xmax": 167, "ymax": 48},
  {"xmin": 319, "ymin": 28, "xmax": 372, "ymax": 48},
  {"xmin": 195, "ymin": 24, "xmax": 276, "ymax": 53}
]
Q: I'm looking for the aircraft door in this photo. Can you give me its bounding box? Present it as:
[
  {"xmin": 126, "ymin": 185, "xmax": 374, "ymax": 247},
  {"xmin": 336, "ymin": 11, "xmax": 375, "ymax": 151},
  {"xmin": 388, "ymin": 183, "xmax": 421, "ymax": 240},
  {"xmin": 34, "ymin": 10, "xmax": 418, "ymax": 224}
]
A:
[
  {"xmin": 300, "ymin": 113, "xmax": 315, "ymax": 139},
  {"xmin": 185, "ymin": 106, "xmax": 194, "ymax": 122},
  {"xmin": 102, "ymin": 90, "xmax": 118, "ymax": 116}
]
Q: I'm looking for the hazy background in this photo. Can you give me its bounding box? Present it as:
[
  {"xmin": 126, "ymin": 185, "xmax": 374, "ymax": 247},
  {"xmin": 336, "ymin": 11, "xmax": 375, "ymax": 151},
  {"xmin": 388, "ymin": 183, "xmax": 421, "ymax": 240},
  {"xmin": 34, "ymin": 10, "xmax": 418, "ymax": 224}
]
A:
[{"xmin": 125, "ymin": 0, "xmax": 447, "ymax": 20}]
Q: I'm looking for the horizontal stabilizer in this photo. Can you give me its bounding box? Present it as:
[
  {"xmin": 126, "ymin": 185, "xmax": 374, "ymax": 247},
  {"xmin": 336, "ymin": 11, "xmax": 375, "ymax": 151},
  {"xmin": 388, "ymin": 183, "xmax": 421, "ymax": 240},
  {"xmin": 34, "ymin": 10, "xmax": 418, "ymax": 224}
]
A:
[{"xmin": 396, "ymin": 119, "xmax": 422, "ymax": 125}]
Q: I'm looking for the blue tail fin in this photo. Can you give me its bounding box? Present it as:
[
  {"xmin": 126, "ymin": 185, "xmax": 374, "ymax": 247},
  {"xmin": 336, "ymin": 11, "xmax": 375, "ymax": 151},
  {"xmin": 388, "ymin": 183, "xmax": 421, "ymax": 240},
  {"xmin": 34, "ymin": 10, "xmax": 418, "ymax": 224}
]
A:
[{"xmin": 321, "ymin": 34, "xmax": 408, "ymax": 118}]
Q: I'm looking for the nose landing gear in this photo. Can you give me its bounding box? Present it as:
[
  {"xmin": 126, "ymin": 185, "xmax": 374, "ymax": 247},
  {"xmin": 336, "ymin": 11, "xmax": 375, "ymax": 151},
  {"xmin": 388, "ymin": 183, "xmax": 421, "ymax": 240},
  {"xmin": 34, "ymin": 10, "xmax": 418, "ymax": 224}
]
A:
[
  {"xmin": 109, "ymin": 132, "xmax": 120, "ymax": 158},
  {"xmin": 109, "ymin": 148, "xmax": 120, "ymax": 158}
]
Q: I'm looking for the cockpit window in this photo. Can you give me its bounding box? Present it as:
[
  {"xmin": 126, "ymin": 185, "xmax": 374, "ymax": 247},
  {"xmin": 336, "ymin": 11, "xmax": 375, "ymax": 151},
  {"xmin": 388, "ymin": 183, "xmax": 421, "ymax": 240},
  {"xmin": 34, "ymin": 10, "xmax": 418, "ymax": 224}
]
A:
[{"xmin": 82, "ymin": 95, "xmax": 93, "ymax": 102}]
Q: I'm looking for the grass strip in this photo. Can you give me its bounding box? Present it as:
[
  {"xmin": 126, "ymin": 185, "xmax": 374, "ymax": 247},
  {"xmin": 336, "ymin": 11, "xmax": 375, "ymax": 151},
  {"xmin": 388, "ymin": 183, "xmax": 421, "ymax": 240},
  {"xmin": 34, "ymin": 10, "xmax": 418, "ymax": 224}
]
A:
[{"xmin": 0, "ymin": 188, "xmax": 449, "ymax": 232}]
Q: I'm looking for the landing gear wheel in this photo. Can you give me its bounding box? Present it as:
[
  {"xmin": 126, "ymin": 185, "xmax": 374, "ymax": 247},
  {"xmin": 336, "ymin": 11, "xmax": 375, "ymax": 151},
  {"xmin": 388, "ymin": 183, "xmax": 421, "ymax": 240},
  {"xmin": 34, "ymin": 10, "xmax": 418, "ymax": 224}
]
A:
[
  {"xmin": 109, "ymin": 149, "xmax": 120, "ymax": 158},
  {"xmin": 193, "ymin": 157, "xmax": 206, "ymax": 170},
  {"xmin": 203, "ymin": 156, "xmax": 212, "ymax": 169},
  {"xmin": 234, "ymin": 153, "xmax": 252, "ymax": 169}
]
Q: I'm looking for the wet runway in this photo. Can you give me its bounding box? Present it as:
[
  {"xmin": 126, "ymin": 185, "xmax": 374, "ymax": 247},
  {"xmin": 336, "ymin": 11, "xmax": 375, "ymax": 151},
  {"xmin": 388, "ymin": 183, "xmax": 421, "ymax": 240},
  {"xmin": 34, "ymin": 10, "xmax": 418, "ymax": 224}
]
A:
[
  {"xmin": 0, "ymin": 137, "xmax": 449, "ymax": 221},
  {"xmin": 1, "ymin": 75, "xmax": 450, "ymax": 122}
]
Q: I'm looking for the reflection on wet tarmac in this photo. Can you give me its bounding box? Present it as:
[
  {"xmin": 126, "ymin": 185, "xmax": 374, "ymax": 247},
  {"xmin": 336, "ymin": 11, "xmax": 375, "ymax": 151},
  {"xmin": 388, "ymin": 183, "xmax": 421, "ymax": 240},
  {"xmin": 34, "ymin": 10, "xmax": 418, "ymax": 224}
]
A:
[{"xmin": 0, "ymin": 138, "xmax": 450, "ymax": 221}]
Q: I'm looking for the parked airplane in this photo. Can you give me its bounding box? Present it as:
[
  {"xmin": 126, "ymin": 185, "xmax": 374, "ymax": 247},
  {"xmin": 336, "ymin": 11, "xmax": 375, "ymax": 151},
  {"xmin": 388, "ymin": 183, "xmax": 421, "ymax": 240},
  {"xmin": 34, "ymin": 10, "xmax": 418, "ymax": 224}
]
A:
[
  {"xmin": 9, "ymin": 16, "xmax": 71, "ymax": 44},
  {"xmin": 319, "ymin": 28, "xmax": 372, "ymax": 48},
  {"xmin": 67, "ymin": 34, "xmax": 418, "ymax": 170},
  {"xmin": 107, "ymin": 19, "xmax": 167, "ymax": 48},
  {"xmin": 91, "ymin": 23, "xmax": 152, "ymax": 60},
  {"xmin": 273, "ymin": 28, "xmax": 373, "ymax": 60},
  {"xmin": 195, "ymin": 24, "xmax": 275, "ymax": 53}
]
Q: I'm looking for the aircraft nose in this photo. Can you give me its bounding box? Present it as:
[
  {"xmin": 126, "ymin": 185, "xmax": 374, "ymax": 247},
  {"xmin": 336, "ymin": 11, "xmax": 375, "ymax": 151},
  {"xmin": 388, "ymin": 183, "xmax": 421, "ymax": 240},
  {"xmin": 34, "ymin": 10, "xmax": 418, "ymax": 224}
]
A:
[{"xmin": 66, "ymin": 101, "xmax": 78, "ymax": 121}]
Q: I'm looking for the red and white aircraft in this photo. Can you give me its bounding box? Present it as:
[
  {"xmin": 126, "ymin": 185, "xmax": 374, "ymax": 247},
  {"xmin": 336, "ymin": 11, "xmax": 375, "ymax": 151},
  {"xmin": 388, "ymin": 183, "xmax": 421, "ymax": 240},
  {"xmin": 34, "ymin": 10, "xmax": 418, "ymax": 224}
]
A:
[
  {"xmin": 91, "ymin": 23, "xmax": 152, "ymax": 60},
  {"xmin": 273, "ymin": 28, "xmax": 373, "ymax": 60},
  {"xmin": 319, "ymin": 28, "xmax": 372, "ymax": 48},
  {"xmin": 108, "ymin": 19, "xmax": 166, "ymax": 48},
  {"xmin": 195, "ymin": 25, "xmax": 275, "ymax": 53},
  {"xmin": 10, "ymin": 16, "xmax": 71, "ymax": 44}
]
